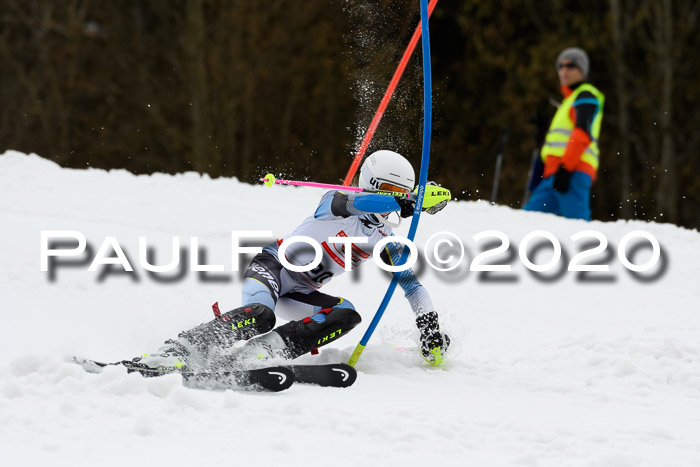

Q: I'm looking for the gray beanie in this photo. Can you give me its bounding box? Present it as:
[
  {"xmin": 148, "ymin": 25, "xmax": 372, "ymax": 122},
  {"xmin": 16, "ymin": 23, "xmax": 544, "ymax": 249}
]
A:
[{"xmin": 556, "ymin": 47, "xmax": 589, "ymax": 79}]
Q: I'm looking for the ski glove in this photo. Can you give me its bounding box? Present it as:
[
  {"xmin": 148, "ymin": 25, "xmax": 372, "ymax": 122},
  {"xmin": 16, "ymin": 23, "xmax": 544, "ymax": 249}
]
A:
[
  {"xmin": 552, "ymin": 166, "xmax": 572, "ymax": 193},
  {"xmin": 423, "ymin": 181, "xmax": 449, "ymax": 215},
  {"xmin": 395, "ymin": 196, "xmax": 416, "ymax": 218},
  {"xmin": 396, "ymin": 182, "xmax": 450, "ymax": 217},
  {"xmin": 416, "ymin": 311, "xmax": 450, "ymax": 365}
]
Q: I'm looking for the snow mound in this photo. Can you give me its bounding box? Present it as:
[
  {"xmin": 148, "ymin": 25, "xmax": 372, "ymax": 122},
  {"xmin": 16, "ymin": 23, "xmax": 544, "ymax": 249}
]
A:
[{"xmin": 1, "ymin": 151, "xmax": 699, "ymax": 466}]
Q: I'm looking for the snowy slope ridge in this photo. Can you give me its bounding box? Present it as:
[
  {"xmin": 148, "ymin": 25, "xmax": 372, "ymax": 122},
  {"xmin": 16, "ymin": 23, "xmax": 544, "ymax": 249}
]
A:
[{"xmin": 1, "ymin": 150, "xmax": 699, "ymax": 467}]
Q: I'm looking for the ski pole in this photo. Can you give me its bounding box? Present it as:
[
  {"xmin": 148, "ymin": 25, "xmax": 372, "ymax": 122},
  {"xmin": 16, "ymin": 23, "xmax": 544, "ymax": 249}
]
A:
[
  {"xmin": 348, "ymin": 0, "xmax": 433, "ymax": 367},
  {"xmin": 261, "ymin": 174, "xmax": 451, "ymax": 211},
  {"xmin": 490, "ymin": 127, "xmax": 509, "ymax": 204},
  {"xmin": 260, "ymin": 173, "xmax": 414, "ymax": 199},
  {"xmin": 342, "ymin": 0, "xmax": 439, "ymax": 186}
]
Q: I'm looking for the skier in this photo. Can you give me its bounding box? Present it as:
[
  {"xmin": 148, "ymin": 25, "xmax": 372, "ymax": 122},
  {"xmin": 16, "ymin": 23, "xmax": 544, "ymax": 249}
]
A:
[{"xmin": 134, "ymin": 150, "xmax": 450, "ymax": 372}]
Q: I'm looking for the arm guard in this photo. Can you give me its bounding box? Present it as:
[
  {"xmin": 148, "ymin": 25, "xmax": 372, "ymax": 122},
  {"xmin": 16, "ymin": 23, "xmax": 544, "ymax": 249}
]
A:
[{"xmin": 315, "ymin": 190, "xmax": 401, "ymax": 220}]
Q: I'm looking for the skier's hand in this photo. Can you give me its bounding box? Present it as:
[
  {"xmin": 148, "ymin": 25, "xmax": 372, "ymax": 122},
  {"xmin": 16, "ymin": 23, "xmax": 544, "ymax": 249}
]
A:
[
  {"xmin": 397, "ymin": 183, "xmax": 451, "ymax": 218},
  {"xmin": 416, "ymin": 311, "xmax": 450, "ymax": 366},
  {"xmin": 552, "ymin": 166, "xmax": 572, "ymax": 193},
  {"xmin": 395, "ymin": 196, "xmax": 416, "ymax": 218}
]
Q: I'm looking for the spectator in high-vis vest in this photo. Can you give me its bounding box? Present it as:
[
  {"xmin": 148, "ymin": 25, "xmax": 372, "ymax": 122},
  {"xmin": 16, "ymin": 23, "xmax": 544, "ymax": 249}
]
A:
[{"xmin": 523, "ymin": 48, "xmax": 604, "ymax": 221}]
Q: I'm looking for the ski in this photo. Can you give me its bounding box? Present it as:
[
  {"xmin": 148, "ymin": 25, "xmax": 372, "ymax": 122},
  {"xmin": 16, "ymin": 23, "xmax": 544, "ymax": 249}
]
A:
[
  {"xmin": 72, "ymin": 357, "xmax": 294, "ymax": 392},
  {"xmin": 181, "ymin": 366, "xmax": 294, "ymax": 392},
  {"xmin": 287, "ymin": 363, "xmax": 357, "ymax": 388},
  {"xmin": 73, "ymin": 357, "xmax": 357, "ymax": 390}
]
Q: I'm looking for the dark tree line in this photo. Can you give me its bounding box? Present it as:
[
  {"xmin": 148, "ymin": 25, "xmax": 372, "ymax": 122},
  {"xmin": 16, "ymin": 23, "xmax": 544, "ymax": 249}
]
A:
[{"xmin": 1, "ymin": 0, "xmax": 698, "ymax": 229}]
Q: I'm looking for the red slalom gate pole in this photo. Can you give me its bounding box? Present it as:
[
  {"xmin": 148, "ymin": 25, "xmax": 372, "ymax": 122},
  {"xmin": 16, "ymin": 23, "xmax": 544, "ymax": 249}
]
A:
[{"xmin": 342, "ymin": 0, "xmax": 439, "ymax": 186}]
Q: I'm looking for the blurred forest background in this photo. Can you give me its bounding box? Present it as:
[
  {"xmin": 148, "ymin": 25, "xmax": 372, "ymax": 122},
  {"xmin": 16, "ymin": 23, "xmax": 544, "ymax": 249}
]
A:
[{"xmin": 1, "ymin": 0, "xmax": 698, "ymax": 229}]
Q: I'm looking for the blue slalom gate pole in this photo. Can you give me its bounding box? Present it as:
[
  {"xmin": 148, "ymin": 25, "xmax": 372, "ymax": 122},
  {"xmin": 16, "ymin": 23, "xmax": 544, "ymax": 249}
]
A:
[{"xmin": 348, "ymin": 0, "xmax": 432, "ymax": 367}]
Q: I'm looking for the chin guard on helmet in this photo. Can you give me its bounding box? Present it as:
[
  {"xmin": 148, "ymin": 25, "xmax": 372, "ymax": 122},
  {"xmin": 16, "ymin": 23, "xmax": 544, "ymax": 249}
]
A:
[
  {"xmin": 419, "ymin": 183, "xmax": 451, "ymax": 214},
  {"xmin": 383, "ymin": 183, "xmax": 452, "ymax": 225}
]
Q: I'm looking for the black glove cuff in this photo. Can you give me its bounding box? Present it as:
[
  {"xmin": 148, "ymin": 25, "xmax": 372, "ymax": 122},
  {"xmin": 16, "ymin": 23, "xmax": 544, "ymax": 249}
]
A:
[
  {"xmin": 416, "ymin": 311, "xmax": 440, "ymax": 335},
  {"xmin": 396, "ymin": 196, "xmax": 415, "ymax": 218},
  {"xmin": 553, "ymin": 166, "xmax": 572, "ymax": 193}
]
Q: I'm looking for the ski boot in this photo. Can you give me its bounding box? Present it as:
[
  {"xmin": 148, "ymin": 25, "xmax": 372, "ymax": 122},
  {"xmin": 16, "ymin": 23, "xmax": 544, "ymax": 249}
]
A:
[
  {"xmin": 127, "ymin": 338, "xmax": 193, "ymax": 375},
  {"xmin": 219, "ymin": 305, "xmax": 362, "ymax": 368}
]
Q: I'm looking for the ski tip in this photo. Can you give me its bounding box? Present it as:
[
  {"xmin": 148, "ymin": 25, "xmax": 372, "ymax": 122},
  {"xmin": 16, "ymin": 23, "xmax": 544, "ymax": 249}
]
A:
[{"xmin": 72, "ymin": 356, "xmax": 120, "ymax": 374}]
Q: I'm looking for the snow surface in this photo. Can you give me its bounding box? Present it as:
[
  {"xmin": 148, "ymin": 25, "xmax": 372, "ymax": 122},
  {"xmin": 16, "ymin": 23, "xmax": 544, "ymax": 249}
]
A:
[{"xmin": 1, "ymin": 150, "xmax": 699, "ymax": 467}]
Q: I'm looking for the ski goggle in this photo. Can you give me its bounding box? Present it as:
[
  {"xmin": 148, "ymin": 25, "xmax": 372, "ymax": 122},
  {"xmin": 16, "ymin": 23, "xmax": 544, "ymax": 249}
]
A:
[{"xmin": 378, "ymin": 182, "xmax": 410, "ymax": 194}]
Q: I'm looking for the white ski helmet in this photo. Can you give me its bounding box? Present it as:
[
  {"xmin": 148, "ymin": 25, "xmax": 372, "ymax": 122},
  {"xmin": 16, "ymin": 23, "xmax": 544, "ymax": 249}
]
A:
[
  {"xmin": 359, "ymin": 150, "xmax": 415, "ymax": 193},
  {"xmin": 358, "ymin": 150, "xmax": 415, "ymax": 228}
]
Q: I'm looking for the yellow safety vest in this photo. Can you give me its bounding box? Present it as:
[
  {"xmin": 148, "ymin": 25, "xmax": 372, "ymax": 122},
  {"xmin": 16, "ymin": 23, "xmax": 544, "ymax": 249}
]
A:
[{"xmin": 540, "ymin": 83, "xmax": 605, "ymax": 171}]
